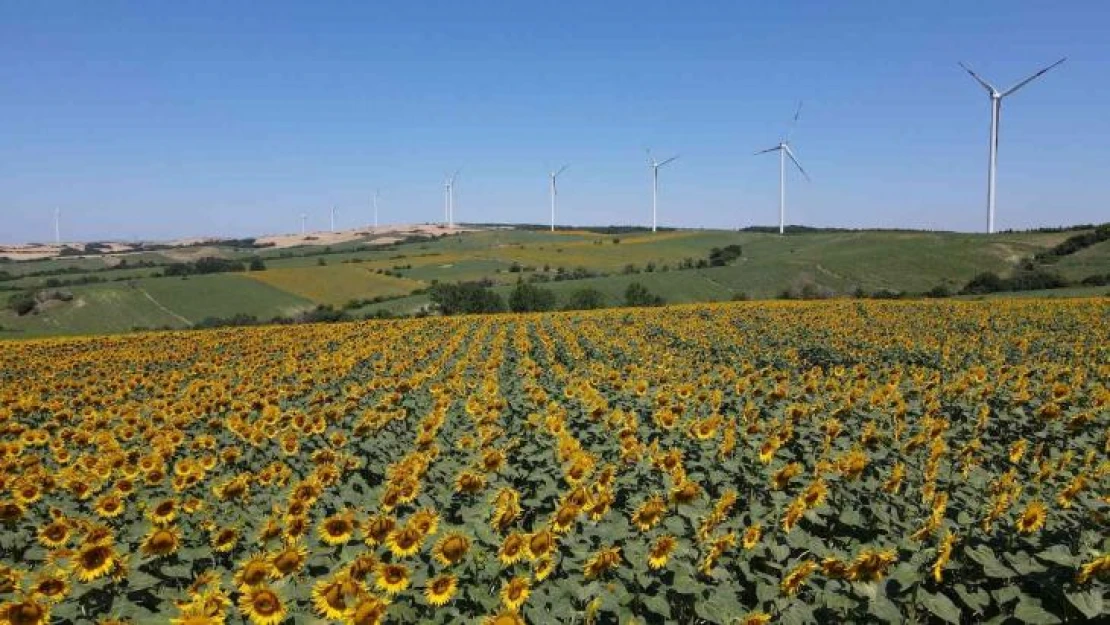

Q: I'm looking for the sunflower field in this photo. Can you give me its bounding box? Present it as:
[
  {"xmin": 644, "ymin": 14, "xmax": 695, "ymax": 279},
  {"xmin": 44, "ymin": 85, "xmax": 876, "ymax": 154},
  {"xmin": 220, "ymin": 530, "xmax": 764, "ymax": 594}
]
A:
[{"xmin": 1, "ymin": 299, "xmax": 1108, "ymax": 624}]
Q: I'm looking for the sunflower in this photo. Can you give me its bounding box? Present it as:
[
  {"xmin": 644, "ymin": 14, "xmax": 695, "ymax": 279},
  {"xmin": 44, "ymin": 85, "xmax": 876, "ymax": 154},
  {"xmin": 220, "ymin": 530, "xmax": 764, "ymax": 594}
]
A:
[
  {"xmin": 821, "ymin": 557, "xmax": 849, "ymax": 579},
  {"xmin": 1076, "ymin": 553, "xmax": 1110, "ymax": 584},
  {"xmin": 671, "ymin": 479, "xmax": 701, "ymax": 505},
  {"xmin": 455, "ymin": 470, "xmax": 486, "ymax": 494},
  {"xmin": 424, "ymin": 574, "xmax": 458, "ymax": 607},
  {"xmin": 74, "ymin": 543, "xmax": 117, "ymax": 582},
  {"xmin": 234, "ymin": 553, "xmax": 273, "ymax": 590},
  {"xmin": 211, "ymin": 527, "xmax": 239, "ymax": 553},
  {"xmin": 932, "ymin": 531, "xmax": 958, "ymax": 583},
  {"xmin": 499, "ymin": 576, "xmax": 531, "ymax": 611},
  {"xmin": 433, "ymin": 532, "xmax": 470, "ymax": 566},
  {"xmin": 0, "ymin": 500, "xmax": 25, "ymax": 523},
  {"xmin": 319, "ymin": 513, "xmax": 356, "ymax": 547},
  {"xmin": 525, "ymin": 529, "xmax": 555, "ymax": 560},
  {"xmin": 551, "ymin": 503, "xmax": 580, "ymax": 534},
  {"xmin": 36, "ymin": 521, "xmax": 70, "ymax": 549},
  {"xmin": 269, "ymin": 540, "xmax": 308, "ymax": 578},
  {"xmin": 742, "ymin": 523, "xmax": 762, "ymax": 550},
  {"xmin": 0, "ymin": 597, "xmax": 49, "ymax": 625},
  {"xmin": 407, "ymin": 509, "xmax": 440, "ymax": 538},
  {"xmin": 583, "ymin": 545, "xmax": 622, "ymax": 579},
  {"xmin": 780, "ymin": 560, "xmax": 817, "ymax": 596},
  {"xmin": 148, "ymin": 498, "xmax": 178, "ymax": 525},
  {"xmin": 533, "ymin": 556, "xmax": 555, "ymax": 581},
  {"xmin": 311, "ymin": 576, "xmax": 355, "ymax": 620},
  {"xmin": 630, "ymin": 495, "xmax": 666, "ymax": 532},
  {"xmin": 238, "ymin": 585, "xmax": 286, "ymax": 625},
  {"xmin": 30, "ymin": 570, "xmax": 70, "ymax": 604},
  {"xmin": 481, "ymin": 610, "xmax": 526, "ymax": 625},
  {"xmin": 362, "ymin": 515, "xmax": 395, "ymax": 547},
  {"xmin": 375, "ymin": 563, "xmax": 410, "ymax": 595},
  {"xmin": 13, "ymin": 482, "xmax": 42, "ymax": 505},
  {"xmin": 140, "ymin": 525, "xmax": 182, "ymax": 557},
  {"xmin": 801, "ymin": 479, "xmax": 828, "ymax": 508},
  {"xmin": 481, "ymin": 449, "xmax": 507, "ymax": 473},
  {"xmin": 498, "ymin": 533, "xmax": 526, "ymax": 566},
  {"xmin": 345, "ymin": 552, "xmax": 378, "ymax": 581},
  {"xmin": 771, "ymin": 463, "xmax": 803, "ymax": 490},
  {"xmin": 847, "ymin": 548, "xmax": 898, "ymax": 582},
  {"xmin": 344, "ymin": 594, "xmax": 390, "ymax": 625},
  {"xmin": 738, "ymin": 612, "xmax": 772, "ymax": 625},
  {"xmin": 1016, "ymin": 500, "xmax": 1047, "ymax": 534},
  {"xmin": 647, "ymin": 535, "xmax": 677, "ymax": 570}
]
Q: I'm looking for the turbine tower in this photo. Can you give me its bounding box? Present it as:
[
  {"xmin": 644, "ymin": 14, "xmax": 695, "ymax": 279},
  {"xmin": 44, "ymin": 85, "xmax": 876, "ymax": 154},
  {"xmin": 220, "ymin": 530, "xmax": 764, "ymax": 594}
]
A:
[
  {"xmin": 647, "ymin": 150, "xmax": 679, "ymax": 233},
  {"xmin": 330, "ymin": 206, "xmax": 337, "ymax": 233},
  {"xmin": 755, "ymin": 102, "xmax": 810, "ymax": 235},
  {"xmin": 549, "ymin": 164, "xmax": 569, "ymax": 232},
  {"xmin": 444, "ymin": 171, "xmax": 459, "ymax": 228},
  {"xmin": 373, "ymin": 189, "xmax": 380, "ymax": 229},
  {"xmin": 958, "ymin": 58, "xmax": 1066, "ymax": 234},
  {"xmin": 300, "ymin": 213, "xmax": 307, "ymax": 235},
  {"xmin": 54, "ymin": 208, "xmax": 60, "ymax": 246}
]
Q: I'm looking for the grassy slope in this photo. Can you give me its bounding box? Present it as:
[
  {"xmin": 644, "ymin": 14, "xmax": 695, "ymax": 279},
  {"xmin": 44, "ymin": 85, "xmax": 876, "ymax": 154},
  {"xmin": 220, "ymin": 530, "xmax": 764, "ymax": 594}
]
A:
[
  {"xmin": 1042, "ymin": 240, "xmax": 1110, "ymax": 281},
  {"xmin": 244, "ymin": 265, "xmax": 424, "ymax": 306},
  {"xmin": 0, "ymin": 274, "xmax": 312, "ymax": 338}
]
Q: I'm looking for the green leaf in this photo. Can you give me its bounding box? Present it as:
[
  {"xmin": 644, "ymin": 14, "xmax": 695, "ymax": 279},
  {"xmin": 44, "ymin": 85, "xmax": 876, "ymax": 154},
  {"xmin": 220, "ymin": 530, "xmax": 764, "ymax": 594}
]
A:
[
  {"xmin": 868, "ymin": 593, "xmax": 903, "ymax": 624},
  {"xmin": 1035, "ymin": 545, "xmax": 1076, "ymax": 567},
  {"xmin": 1013, "ymin": 595, "xmax": 1061, "ymax": 624},
  {"xmin": 993, "ymin": 585, "xmax": 1021, "ymax": 606},
  {"xmin": 918, "ymin": 590, "xmax": 962, "ymax": 624},
  {"xmin": 953, "ymin": 584, "xmax": 989, "ymax": 613},
  {"xmin": 965, "ymin": 545, "xmax": 1016, "ymax": 578},
  {"xmin": 1064, "ymin": 589, "xmax": 1104, "ymax": 620},
  {"xmin": 642, "ymin": 592, "xmax": 671, "ymax": 619}
]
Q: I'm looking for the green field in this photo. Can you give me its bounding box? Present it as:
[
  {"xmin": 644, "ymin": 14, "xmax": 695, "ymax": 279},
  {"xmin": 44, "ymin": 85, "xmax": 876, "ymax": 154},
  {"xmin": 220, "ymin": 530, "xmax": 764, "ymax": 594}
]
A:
[
  {"xmin": 0, "ymin": 274, "xmax": 312, "ymax": 338},
  {"xmin": 3, "ymin": 226, "xmax": 1108, "ymax": 338}
]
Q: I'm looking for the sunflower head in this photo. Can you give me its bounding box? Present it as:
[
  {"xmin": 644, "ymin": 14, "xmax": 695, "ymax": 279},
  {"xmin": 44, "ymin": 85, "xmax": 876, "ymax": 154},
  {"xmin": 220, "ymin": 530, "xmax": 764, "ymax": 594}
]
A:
[
  {"xmin": 363, "ymin": 515, "xmax": 396, "ymax": 547},
  {"xmin": 318, "ymin": 513, "xmax": 356, "ymax": 547},
  {"xmin": 0, "ymin": 597, "xmax": 50, "ymax": 625},
  {"xmin": 1016, "ymin": 501, "xmax": 1048, "ymax": 534},
  {"xmin": 434, "ymin": 532, "xmax": 470, "ymax": 566},
  {"xmin": 269, "ymin": 540, "xmax": 308, "ymax": 578},
  {"xmin": 648, "ymin": 535, "xmax": 677, "ymax": 570},
  {"xmin": 74, "ymin": 543, "xmax": 117, "ymax": 583},
  {"xmin": 499, "ymin": 576, "xmax": 531, "ymax": 611},
  {"xmin": 376, "ymin": 563, "xmax": 410, "ymax": 595},
  {"xmin": 141, "ymin": 526, "xmax": 182, "ymax": 557},
  {"xmin": 498, "ymin": 533, "xmax": 526, "ymax": 565},
  {"xmin": 425, "ymin": 574, "xmax": 458, "ymax": 607},
  {"xmin": 238, "ymin": 585, "xmax": 286, "ymax": 625}
]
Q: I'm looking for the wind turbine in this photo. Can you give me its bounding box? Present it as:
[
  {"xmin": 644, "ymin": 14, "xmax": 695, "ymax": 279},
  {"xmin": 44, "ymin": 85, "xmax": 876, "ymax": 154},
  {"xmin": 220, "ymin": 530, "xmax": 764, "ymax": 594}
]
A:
[
  {"xmin": 958, "ymin": 58, "xmax": 1066, "ymax": 234},
  {"xmin": 300, "ymin": 213, "xmax": 307, "ymax": 235},
  {"xmin": 54, "ymin": 208, "xmax": 61, "ymax": 245},
  {"xmin": 647, "ymin": 150, "xmax": 679, "ymax": 233},
  {"xmin": 330, "ymin": 206, "xmax": 338, "ymax": 233},
  {"xmin": 444, "ymin": 170, "xmax": 459, "ymax": 228},
  {"xmin": 373, "ymin": 189, "xmax": 380, "ymax": 229},
  {"xmin": 755, "ymin": 102, "xmax": 810, "ymax": 235},
  {"xmin": 549, "ymin": 164, "xmax": 569, "ymax": 232}
]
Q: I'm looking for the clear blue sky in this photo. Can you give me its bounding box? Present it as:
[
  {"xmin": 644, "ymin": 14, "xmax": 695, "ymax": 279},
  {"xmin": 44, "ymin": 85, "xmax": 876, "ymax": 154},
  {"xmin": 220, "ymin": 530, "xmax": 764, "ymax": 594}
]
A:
[{"xmin": 2, "ymin": 1, "xmax": 1108, "ymax": 242}]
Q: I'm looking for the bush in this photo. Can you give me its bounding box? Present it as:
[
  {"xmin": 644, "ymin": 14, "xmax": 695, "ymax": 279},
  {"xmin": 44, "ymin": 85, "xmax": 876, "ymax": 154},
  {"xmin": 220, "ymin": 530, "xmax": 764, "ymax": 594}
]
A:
[
  {"xmin": 7, "ymin": 292, "xmax": 36, "ymax": 316},
  {"xmin": 429, "ymin": 282, "xmax": 506, "ymax": 315},
  {"xmin": 708, "ymin": 244, "xmax": 743, "ymax": 267},
  {"xmin": 508, "ymin": 282, "xmax": 557, "ymax": 313},
  {"xmin": 731, "ymin": 292, "xmax": 749, "ymax": 301},
  {"xmin": 624, "ymin": 282, "xmax": 665, "ymax": 307},
  {"xmin": 961, "ymin": 272, "xmax": 1006, "ymax": 295},
  {"xmin": 248, "ymin": 257, "xmax": 266, "ymax": 271},
  {"xmin": 564, "ymin": 288, "xmax": 607, "ymax": 311},
  {"xmin": 925, "ymin": 285, "xmax": 952, "ymax": 298},
  {"xmin": 961, "ymin": 269, "xmax": 1069, "ymax": 294}
]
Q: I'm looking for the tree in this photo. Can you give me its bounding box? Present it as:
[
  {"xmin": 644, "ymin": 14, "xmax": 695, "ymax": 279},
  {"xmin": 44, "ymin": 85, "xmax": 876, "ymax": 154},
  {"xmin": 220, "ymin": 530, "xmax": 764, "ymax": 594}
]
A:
[
  {"xmin": 248, "ymin": 257, "xmax": 266, "ymax": 271},
  {"xmin": 7, "ymin": 292, "xmax": 35, "ymax": 316},
  {"xmin": 508, "ymin": 281, "xmax": 557, "ymax": 313},
  {"xmin": 564, "ymin": 288, "xmax": 607, "ymax": 311},
  {"xmin": 429, "ymin": 282, "xmax": 506, "ymax": 315},
  {"xmin": 624, "ymin": 282, "xmax": 665, "ymax": 307}
]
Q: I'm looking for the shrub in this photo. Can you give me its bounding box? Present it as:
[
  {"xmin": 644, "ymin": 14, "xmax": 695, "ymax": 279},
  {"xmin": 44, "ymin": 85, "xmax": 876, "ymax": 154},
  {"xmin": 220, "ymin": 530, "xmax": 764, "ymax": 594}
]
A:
[
  {"xmin": 508, "ymin": 282, "xmax": 557, "ymax": 313},
  {"xmin": 624, "ymin": 282, "xmax": 665, "ymax": 307},
  {"xmin": 708, "ymin": 244, "xmax": 743, "ymax": 267},
  {"xmin": 429, "ymin": 282, "xmax": 506, "ymax": 315},
  {"xmin": 8, "ymin": 292, "xmax": 36, "ymax": 316},
  {"xmin": 564, "ymin": 288, "xmax": 607, "ymax": 311}
]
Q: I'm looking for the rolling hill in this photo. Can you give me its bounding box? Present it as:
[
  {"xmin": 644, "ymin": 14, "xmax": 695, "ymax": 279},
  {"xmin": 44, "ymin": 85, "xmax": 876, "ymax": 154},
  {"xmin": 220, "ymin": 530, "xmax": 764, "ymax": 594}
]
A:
[{"xmin": 2, "ymin": 225, "xmax": 1107, "ymax": 339}]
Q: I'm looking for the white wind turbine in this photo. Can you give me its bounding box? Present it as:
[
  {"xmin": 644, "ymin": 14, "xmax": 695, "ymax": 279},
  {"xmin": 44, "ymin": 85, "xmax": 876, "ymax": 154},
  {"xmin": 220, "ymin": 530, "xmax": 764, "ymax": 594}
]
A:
[
  {"xmin": 330, "ymin": 206, "xmax": 338, "ymax": 233},
  {"xmin": 647, "ymin": 150, "xmax": 679, "ymax": 233},
  {"xmin": 300, "ymin": 213, "xmax": 307, "ymax": 235},
  {"xmin": 549, "ymin": 164, "xmax": 569, "ymax": 232},
  {"xmin": 373, "ymin": 189, "xmax": 380, "ymax": 229},
  {"xmin": 54, "ymin": 208, "xmax": 61, "ymax": 245},
  {"xmin": 755, "ymin": 102, "xmax": 810, "ymax": 235},
  {"xmin": 958, "ymin": 58, "xmax": 1066, "ymax": 234},
  {"xmin": 444, "ymin": 170, "xmax": 459, "ymax": 227}
]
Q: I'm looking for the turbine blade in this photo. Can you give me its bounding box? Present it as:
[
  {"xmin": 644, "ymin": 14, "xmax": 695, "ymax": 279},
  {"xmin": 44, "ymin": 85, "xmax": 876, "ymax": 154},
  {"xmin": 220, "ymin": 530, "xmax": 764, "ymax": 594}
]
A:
[
  {"xmin": 754, "ymin": 146, "xmax": 780, "ymax": 155},
  {"xmin": 1002, "ymin": 57, "xmax": 1067, "ymax": 97},
  {"xmin": 556, "ymin": 164, "xmax": 569, "ymax": 177},
  {"xmin": 786, "ymin": 101, "xmax": 803, "ymax": 141},
  {"xmin": 958, "ymin": 62, "xmax": 997, "ymax": 94},
  {"xmin": 659, "ymin": 155, "xmax": 679, "ymax": 167},
  {"xmin": 784, "ymin": 146, "xmax": 810, "ymax": 181}
]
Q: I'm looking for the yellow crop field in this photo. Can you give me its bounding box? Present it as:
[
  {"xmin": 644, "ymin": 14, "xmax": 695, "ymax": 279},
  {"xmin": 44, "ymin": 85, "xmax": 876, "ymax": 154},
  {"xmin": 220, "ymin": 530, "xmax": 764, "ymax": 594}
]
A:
[
  {"xmin": 245, "ymin": 265, "xmax": 424, "ymax": 306},
  {"xmin": 0, "ymin": 299, "xmax": 1107, "ymax": 624}
]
